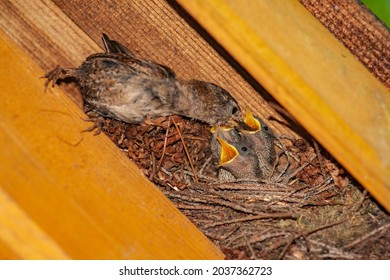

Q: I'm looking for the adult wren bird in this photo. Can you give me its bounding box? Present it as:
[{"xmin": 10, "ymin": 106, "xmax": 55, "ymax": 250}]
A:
[{"xmin": 44, "ymin": 33, "xmax": 240, "ymax": 126}]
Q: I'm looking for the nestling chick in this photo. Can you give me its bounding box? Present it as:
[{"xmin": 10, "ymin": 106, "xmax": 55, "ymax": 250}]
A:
[
  {"xmin": 210, "ymin": 125, "xmax": 240, "ymax": 161},
  {"xmin": 211, "ymin": 108, "xmax": 276, "ymax": 180},
  {"xmin": 216, "ymin": 137, "xmax": 261, "ymax": 180},
  {"xmin": 44, "ymin": 33, "xmax": 240, "ymax": 126},
  {"xmin": 210, "ymin": 125, "xmax": 241, "ymax": 180},
  {"xmin": 236, "ymin": 108, "xmax": 276, "ymax": 178}
]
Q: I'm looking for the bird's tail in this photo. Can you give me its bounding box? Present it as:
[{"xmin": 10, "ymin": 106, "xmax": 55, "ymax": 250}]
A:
[{"xmin": 101, "ymin": 33, "xmax": 134, "ymax": 56}]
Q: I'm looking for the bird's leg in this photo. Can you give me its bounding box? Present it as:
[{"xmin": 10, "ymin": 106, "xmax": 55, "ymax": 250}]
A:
[
  {"xmin": 81, "ymin": 112, "xmax": 105, "ymax": 135},
  {"xmin": 42, "ymin": 65, "xmax": 77, "ymax": 92}
]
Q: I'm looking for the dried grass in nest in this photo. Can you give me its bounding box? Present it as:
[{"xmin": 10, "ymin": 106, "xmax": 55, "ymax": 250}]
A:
[{"xmin": 100, "ymin": 115, "xmax": 390, "ymax": 260}]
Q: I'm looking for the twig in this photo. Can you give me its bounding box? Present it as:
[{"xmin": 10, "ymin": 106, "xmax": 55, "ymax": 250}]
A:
[
  {"xmin": 171, "ymin": 116, "xmax": 198, "ymax": 183},
  {"xmin": 242, "ymin": 230, "xmax": 257, "ymax": 259},
  {"xmin": 204, "ymin": 212, "xmax": 297, "ymax": 229},
  {"xmin": 313, "ymin": 140, "xmax": 325, "ymax": 176},
  {"xmin": 278, "ymin": 154, "xmax": 317, "ymax": 183},
  {"xmin": 349, "ymin": 189, "xmax": 368, "ymax": 212},
  {"xmin": 274, "ymin": 137, "xmax": 300, "ymax": 162},
  {"xmin": 210, "ymin": 226, "xmax": 240, "ymax": 241},
  {"xmin": 199, "ymin": 155, "xmax": 213, "ymax": 176},
  {"xmin": 279, "ymin": 219, "xmax": 346, "ymax": 259},
  {"xmin": 150, "ymin": 151, "xmax": 157, "ymax": 180},
  {"xmin": 183, "ymin": 170, "xmax": 218, "ymax": 182},
  {"xmin": 309, "ymin": 239, "xmax": 362, "ymax": 259},
  {"xmin": 248, "ymin": 231, "xmax": 289, "ymax": 245},
  {"xmin": 224, "ymin": 231, "xmax": 245, "ymax": 248},
  {"xmin": 208, "ymin": 181, "xmax": 297, "ymax": 192},
  {"xmin": 300, "ymin": 176, "xmax": 334, "ymax": 203},
  {"xmin": 273, "ymin": 137, "xmax": 292, "ymax": 180},
  {"xmin": 266, "ymin": 184, "xmax": 310, "ymax": 206},
  {"xmin": 175, "ymin": 204, "xmax": 216, "ymax": 211},
  {"xmin": 156, "ymin": 117, "xmax": 171, "ymax": 171},
  {"xmin": 166, "ymin": 192, "xmax": 256, "ymax": 214},
  {"xmin": 343, "ymin": 222, "xmax": 390, "ymax": 249}
]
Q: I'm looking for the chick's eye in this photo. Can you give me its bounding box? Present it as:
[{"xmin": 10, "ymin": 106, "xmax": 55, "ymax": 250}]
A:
[
  {"xmin": 240, "ymin": 146, "xmax": 248, "ymax": 152},
  {"xmin": 231, "ymin": 106, "xmax": 238, "ymax": 115},
  {"xmin": 262, "ymin": 124, "xmax": 269, "ymax": 132}
]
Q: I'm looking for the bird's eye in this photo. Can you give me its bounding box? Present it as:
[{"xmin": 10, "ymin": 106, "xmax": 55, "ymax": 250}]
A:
[
  {"xmin": 262, "ymin": 124, "xmax": 269, "ymax": 132},
  {"xmin": 232, "ymin": 106, "xmax": 238, "ymax": 115},
  {"xmin": 240, "ymin": 146, "xmax": 248, "ymax": 152}
]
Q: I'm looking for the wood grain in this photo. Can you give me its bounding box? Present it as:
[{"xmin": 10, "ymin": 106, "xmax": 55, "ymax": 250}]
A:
[
  {"xmin": 0, "ymin": 0, "xmax": 388, "ymax": 258},
  {"xmin": 176, "ymin": 0, "xmax": 390, "ymax": 211},
  {"xmin": 300, "ymin": 0, "xmax": 390, "ymax": 89},
  {"xmin": 0, "ymin": 190, "xmax": 69, "ymax": 259},
  {"xmin": 0, "ymin": 0, "xmax": 100, "ymax": 69},
  {"xmin": 0, "ymin": 29, "xmax": 223, "ymax": 259},
  {"xmin": 0, "ymin": 0, "xmax": 291, "ymax": 136}
]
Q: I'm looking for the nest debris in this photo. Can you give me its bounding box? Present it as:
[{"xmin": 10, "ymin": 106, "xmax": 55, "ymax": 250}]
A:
[{"xmin": 99, "ymin": 114, "xmax": 390, "ymax": 260}]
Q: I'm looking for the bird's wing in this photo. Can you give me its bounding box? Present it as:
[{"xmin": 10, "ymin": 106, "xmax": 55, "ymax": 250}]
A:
[
  {"xmin": 120, "ymin": 56, "xmax": 176, "ymax": 80},
  {"xmin": 84, "ymin": 53, "xmax": 176, "ymax": 81},
  {"xmin": 100, "ymin": 34, "xmax": 175, "ymax": 80}
]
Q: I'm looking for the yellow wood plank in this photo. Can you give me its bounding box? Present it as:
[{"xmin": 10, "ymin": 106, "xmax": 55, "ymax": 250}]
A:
[
  {"xmin": 0, "ymin": 29, "xmax": 223, "ymax": 259},
  {"xmin": 0, "ymin": 0, "xmax": 297, "ymax": 141},
  {"xmin": 0, "ymin": 189, "xmax": 69, "ymax": 259},
  {"xmin": 0, "ymin": 0, "xmax": 100, "ymax": 69},
  {"xmin": 177, "ymin": 0, "xmax": 390, "ymax": 211}
]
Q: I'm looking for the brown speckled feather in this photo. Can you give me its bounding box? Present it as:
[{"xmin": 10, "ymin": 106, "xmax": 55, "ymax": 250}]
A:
[{"xmin": 44, "ymin": 34, "xmax": 240, "ymax": 125}]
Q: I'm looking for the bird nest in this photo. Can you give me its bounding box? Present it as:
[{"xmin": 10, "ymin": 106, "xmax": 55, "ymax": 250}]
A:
[{"xmin": 100, "ymin": 114, "xmax": 390, "ymax": 260}]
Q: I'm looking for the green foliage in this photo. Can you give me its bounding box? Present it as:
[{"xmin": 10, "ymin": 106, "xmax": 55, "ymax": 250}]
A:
[{"xmin": 362, "ymin": 0, "xmax": 390, "ymax": 27}]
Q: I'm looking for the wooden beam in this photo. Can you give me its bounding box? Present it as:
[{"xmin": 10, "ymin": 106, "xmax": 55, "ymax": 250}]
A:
[
  {"xmin": 176, "ymin": 0, "xmax": 390, "ymax": 211},
  {"xmin": 0, "ymin": 29, "xmax": 223, "ymax": 259},
  {"xmin": 0, "ymin": 0, "xmax": 294, "ymax": 137}
]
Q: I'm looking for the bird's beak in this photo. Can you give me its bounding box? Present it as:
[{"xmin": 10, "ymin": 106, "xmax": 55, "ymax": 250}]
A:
[
  {"xmin": 230, "ymin": 112, "xmax": 241, "ymax": 124},
  {"xmin": 210, "ymin": 124, "xmax": 233, "ymax": 133},
  {"xmin": 229, "ymin": 119, "xmax": 239, "ymax": 127},
  {"xmin": 244, "ymin": 107, "xmax": 260, "ymax": 131},
  {"xmin": 217, "ymin": 137, "xmax": 238, "ymax": 166}
]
